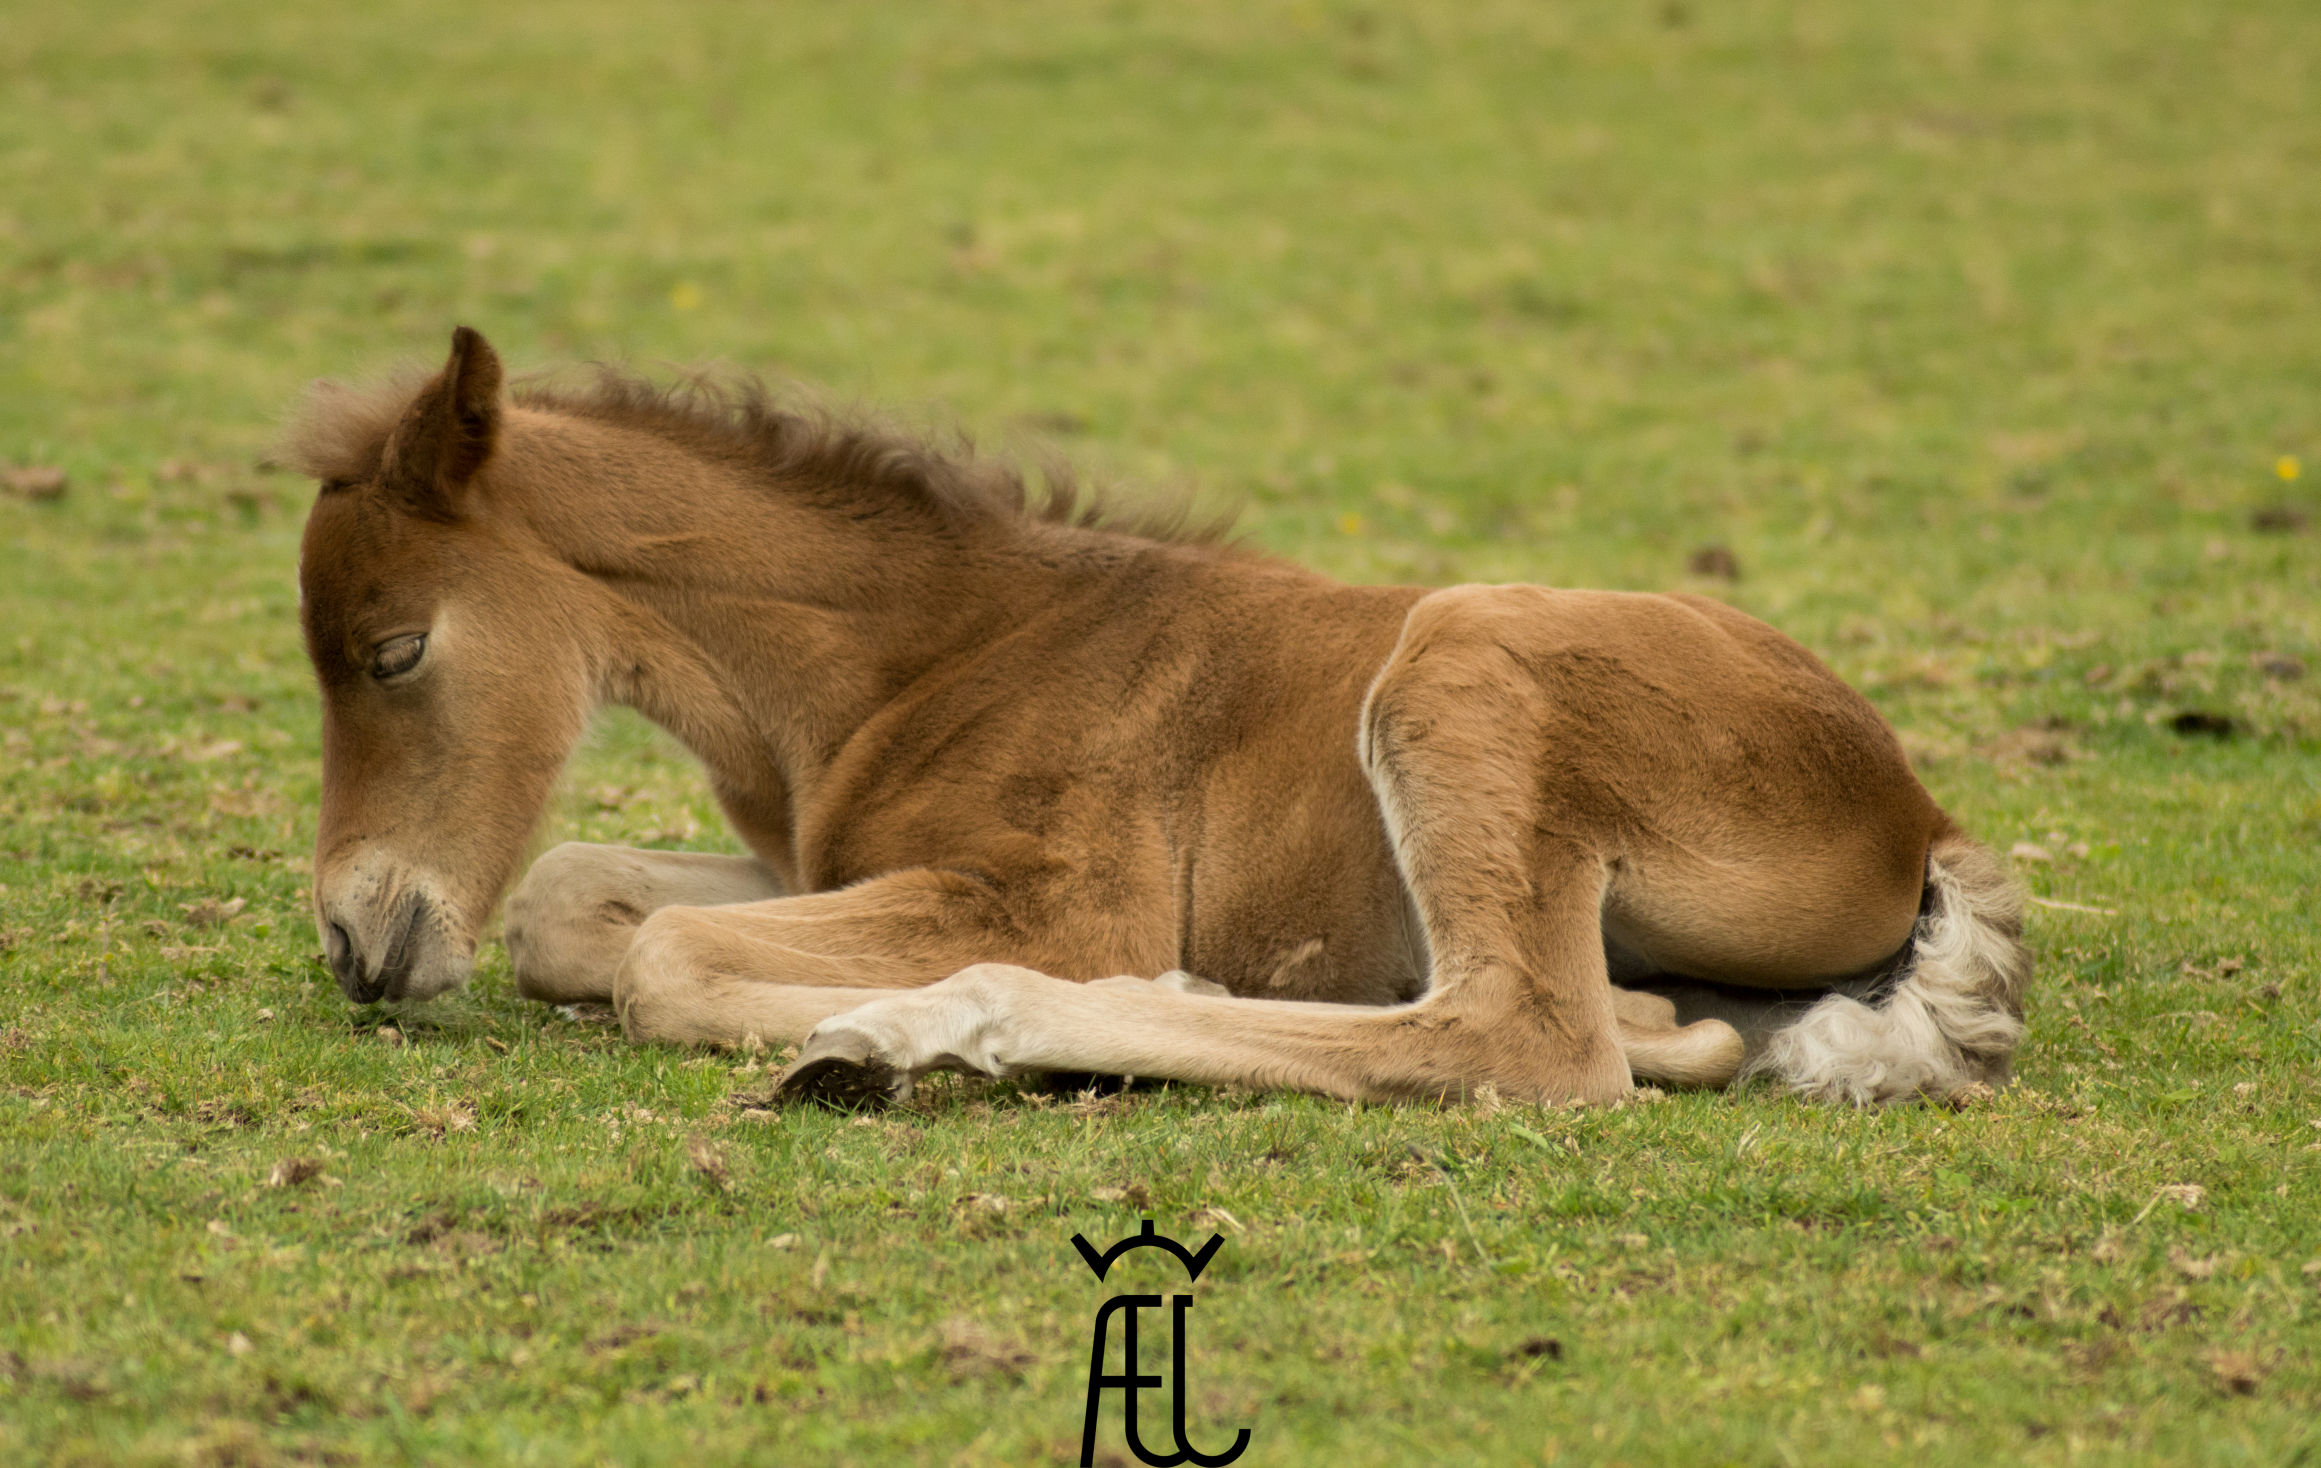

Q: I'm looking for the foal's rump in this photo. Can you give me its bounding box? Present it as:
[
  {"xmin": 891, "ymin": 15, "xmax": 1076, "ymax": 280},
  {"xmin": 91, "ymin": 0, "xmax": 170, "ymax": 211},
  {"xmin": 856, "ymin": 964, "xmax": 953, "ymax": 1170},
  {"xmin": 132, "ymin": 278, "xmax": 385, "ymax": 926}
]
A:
[
  {"xmin": 1414, "ymin": 584, "xmax": 2029, "ymax": 1103},
  {"xmin": 1425, "ymin": 584, "xmax": 1940, "ymax": 976}
]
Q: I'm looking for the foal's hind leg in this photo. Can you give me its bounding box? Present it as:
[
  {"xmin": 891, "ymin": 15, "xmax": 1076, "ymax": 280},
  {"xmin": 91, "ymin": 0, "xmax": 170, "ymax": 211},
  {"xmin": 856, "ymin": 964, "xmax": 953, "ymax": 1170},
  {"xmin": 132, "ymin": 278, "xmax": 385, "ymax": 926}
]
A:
[
  {"xmin": 1611, "ymin": 988, "xmax": 1751, "ymax": 1089},
  {"xmin": 1361, "ymin": 588, "xmax": 1742, "ymax": 1090},
  {"xmin": 503, "ymin": 843, "xmax": 787, "ymax": 1003}
]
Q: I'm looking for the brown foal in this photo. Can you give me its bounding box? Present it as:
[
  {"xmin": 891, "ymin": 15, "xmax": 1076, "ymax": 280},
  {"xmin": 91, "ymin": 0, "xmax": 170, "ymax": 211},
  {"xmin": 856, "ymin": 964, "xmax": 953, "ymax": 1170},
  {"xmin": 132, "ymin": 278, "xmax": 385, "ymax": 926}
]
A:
[{"xmin": 289, "ymin": 328, "xmax": 2028, "ymax": 1108}]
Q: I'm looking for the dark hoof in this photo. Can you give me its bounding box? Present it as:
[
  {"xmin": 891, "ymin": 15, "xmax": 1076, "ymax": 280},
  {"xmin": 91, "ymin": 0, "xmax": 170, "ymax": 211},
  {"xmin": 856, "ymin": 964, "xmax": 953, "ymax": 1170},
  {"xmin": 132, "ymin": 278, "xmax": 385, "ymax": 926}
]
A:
[
  {"xmin": 1027, "ymin": 1070, "xmax": 1147, "ymax": 1097},
  {"xmin": 775, "ymin": 1033, "xmax": 904, "ymax": 1110}
]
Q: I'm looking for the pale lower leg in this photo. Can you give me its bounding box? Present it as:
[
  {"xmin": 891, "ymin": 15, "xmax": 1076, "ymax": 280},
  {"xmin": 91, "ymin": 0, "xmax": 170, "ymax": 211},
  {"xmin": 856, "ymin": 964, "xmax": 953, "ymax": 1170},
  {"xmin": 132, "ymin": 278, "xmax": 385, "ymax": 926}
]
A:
[
  {"xmin": 607, "ymin": 870, "xmax": 1026, "ymax": 1047},
  {"xmin": 1611, "ymin": 986, "xmax": 1746, "ymax": 1088},
  {"xmin": 619, "ymin": 979, "xmax": 896, "ymax": 1049},
  {"xmin": 505, "ymin": 843, "xmax": 785, "ymax": 1002},
  {"xmin": 781, "ymin": 962, "xmax": 1630, "ymax": 1106}
]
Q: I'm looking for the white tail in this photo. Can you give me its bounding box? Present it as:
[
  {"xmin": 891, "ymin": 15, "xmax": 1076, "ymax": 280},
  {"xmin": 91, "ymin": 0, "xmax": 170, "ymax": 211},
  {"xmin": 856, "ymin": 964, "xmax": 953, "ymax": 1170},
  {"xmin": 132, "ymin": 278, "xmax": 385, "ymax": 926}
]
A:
[{"xmin": 1747, "ymin": 832, "xmax": 2031, "ymax": 1105}]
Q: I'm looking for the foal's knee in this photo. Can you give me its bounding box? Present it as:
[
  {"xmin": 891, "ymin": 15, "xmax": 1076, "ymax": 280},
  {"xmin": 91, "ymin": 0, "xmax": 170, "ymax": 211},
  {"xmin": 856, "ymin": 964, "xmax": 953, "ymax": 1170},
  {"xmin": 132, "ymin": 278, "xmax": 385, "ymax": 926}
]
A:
[
  {"xmin": 505, "ymin": 842, "xmax": 649, "ymax": 1002},
  {"xmin": 611, "ymin": 907, "xmax": 720, "ymax": 1044}
]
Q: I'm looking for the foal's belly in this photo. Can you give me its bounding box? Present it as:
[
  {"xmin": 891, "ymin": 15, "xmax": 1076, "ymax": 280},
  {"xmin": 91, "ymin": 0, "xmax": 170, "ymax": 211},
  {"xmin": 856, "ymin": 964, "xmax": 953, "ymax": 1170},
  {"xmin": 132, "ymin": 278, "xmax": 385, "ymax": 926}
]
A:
[
  {"xmin": 1193, "ymin": 897, "xmax": 1429, "ymax": 1006},
  {"xmin": 1180, "ymin": 817, "xmax": 1427, "ymax": 1007}
]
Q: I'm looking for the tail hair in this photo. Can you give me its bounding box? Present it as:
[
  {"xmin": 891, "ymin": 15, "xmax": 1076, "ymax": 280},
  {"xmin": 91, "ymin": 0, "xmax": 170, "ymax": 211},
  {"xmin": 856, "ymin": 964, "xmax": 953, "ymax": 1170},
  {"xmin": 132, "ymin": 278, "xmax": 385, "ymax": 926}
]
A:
[{"xmin": 1747, "ymin": 831, "xmax": 2031, "ymax": 1105}]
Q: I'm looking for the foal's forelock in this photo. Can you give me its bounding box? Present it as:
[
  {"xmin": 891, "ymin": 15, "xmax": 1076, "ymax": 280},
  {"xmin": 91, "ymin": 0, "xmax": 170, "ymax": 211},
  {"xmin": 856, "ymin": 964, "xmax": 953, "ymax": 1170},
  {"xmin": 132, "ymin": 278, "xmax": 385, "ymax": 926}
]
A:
[{"xmin": 282, "ymin": 370, "xmax": 432, "ymax": 492}]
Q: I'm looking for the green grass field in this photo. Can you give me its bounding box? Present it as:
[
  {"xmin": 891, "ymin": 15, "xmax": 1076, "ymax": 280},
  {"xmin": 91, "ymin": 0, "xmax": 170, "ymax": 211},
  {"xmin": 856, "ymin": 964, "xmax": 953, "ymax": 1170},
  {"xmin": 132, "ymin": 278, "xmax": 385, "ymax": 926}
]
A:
[{"xmin": 4, "ymin": 1, "xmax": 2319, "ymax": 1462}]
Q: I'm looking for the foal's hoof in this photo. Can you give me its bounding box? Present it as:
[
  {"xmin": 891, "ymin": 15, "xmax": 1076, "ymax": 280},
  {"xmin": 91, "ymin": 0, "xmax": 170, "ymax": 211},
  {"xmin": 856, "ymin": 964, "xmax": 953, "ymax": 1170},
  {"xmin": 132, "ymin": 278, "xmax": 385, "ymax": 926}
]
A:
[{"xmin": 775, "ymin": 1031, "xmax": 906, "ymax": 1110}]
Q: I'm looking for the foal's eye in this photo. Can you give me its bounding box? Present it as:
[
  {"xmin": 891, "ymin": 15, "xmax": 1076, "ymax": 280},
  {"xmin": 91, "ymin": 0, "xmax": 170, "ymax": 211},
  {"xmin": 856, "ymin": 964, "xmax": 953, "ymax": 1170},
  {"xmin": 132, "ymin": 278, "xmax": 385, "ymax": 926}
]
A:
[{"xmin": 371, "ymin": 633, "xmax": 427, "ymax": 680}]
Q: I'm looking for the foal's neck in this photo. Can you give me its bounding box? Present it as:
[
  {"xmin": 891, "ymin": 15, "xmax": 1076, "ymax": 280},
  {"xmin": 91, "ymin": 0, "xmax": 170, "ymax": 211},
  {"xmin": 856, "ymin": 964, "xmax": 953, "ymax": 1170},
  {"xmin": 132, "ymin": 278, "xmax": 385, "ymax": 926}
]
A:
[{"xmin": 511, "ymin": 409, "xmax": 1091, "ymax": 883}]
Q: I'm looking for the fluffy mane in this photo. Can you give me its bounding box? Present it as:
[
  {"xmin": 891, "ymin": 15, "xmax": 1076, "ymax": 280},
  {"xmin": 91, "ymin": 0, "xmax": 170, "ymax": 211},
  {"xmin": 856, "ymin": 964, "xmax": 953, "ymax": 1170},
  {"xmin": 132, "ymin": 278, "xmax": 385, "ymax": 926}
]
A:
[
  {"xmin": 280, "ymin": 367, "xmax": 431, "ymax": 489},
  {"xmin": 283, "ymin": 362, "xmax": 1227, "ymax": 545}
]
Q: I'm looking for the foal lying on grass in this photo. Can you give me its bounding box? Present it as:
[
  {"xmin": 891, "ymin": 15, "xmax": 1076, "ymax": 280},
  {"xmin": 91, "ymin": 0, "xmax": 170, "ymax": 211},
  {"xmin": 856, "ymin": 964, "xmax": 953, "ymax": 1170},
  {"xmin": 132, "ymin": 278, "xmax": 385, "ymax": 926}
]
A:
[{"xmin": 289, "ymin": 327, "xmax": 2029, "ymax": 1108}]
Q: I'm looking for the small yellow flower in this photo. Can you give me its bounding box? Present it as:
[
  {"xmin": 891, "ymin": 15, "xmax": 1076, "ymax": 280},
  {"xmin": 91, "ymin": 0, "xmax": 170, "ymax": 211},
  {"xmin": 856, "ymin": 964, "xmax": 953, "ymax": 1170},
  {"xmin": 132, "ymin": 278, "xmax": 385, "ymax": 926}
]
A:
[
  {"xmin": 1336, "ymin": 511, "xmax": 1364, "ymax": 535},
  {"xmin": 670, "ymin": 281, "xmax": 704, "ymax": 312},
  {"xmin": 2278, "ymin": 455, "xmax": 2302, "ymax": 482}
]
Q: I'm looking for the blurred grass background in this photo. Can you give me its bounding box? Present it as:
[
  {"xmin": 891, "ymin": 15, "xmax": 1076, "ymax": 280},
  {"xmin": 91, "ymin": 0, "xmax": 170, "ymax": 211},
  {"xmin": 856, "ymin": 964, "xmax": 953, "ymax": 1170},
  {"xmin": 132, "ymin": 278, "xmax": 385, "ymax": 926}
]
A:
[{"xmin": 2, "ymin": 2, "xmax": 2318, "ymax": 1464}]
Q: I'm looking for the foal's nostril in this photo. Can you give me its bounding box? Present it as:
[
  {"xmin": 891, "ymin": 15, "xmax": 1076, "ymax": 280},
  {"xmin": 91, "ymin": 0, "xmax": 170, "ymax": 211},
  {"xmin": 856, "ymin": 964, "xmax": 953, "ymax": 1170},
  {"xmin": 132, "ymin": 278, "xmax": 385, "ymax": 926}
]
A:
[{"xmin": 324, "ymin": 919, "xmax": 386, "ymax": 1003}]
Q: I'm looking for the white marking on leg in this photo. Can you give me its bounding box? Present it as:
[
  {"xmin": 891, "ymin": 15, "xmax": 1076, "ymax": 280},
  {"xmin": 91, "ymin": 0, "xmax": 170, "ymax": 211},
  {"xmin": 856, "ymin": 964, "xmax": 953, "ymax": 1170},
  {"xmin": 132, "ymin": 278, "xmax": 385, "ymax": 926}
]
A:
[{"xmin": 798, "ymin": 963, "xmax": 1034, "ymax": 1082}]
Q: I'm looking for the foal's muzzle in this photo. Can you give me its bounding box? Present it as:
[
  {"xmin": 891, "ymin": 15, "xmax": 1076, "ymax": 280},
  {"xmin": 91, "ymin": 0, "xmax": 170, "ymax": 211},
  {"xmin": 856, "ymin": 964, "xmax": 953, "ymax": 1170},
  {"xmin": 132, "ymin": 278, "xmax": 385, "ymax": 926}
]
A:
[{"xmin": 322, "ymin": 896, "xmax": 429, "ymax": 1003}]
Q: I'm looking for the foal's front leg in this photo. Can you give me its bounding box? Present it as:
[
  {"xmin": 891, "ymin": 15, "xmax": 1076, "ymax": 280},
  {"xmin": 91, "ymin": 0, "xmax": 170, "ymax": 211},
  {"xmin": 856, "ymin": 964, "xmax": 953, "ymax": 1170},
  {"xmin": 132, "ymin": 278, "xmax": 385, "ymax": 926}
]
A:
[
  {"xmin": 772, "ymin": 799, "xmax": 1646, "ymax": 1106},
  {"xmin": 503, "ymin": 842, "xmax": 787, "ymax": 1002},
  {"xmin": 776, "ymin": 963, "xmax": 1747, "ymax": 1105},
  {"xmin": 607, "ymin": 868, "xmax": 1040, "ymax": 1051}
]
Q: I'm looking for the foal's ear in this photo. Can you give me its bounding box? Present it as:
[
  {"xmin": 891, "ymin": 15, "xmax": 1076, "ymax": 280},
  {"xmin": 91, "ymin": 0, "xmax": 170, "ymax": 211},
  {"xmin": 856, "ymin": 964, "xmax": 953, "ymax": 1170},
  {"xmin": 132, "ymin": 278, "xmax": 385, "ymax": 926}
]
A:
[{"xmin": 382, "ymin": 326, "xmax": 504, "ymax": 519}]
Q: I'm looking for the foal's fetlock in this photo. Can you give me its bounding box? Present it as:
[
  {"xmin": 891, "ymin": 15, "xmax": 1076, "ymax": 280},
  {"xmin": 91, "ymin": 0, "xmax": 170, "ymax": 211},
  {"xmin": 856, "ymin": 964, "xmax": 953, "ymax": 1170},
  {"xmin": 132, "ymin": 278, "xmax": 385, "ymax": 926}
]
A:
[
  {"xmin": 607, "ymin": 914, "xmax": 700, "ymax": 1042},
  {"xmin": 1524, "ymin": 1070, "xmax": 1632, "ymax": 1108},
  {"xmin": 1503, "ymin": 1035, "xmax": 1633, "ymax": 1108},
  {"xmin": 1389, "ymin": 999, "xmax": 1631, "ymax": 1107}
]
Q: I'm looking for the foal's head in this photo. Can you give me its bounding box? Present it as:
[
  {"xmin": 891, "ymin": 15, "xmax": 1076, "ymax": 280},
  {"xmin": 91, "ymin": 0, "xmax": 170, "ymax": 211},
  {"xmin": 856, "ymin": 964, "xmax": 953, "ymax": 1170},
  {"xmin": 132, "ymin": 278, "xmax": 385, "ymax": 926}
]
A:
[{"xmin": 290, "ymin": 328, "xmax": 597, "ymax": 1002}]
